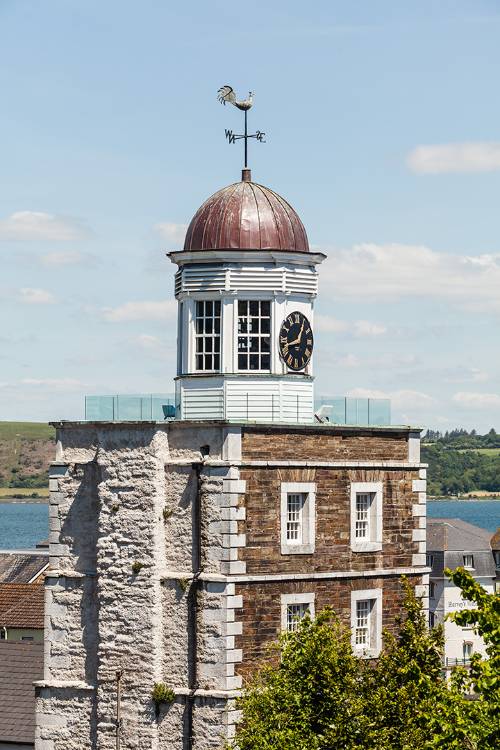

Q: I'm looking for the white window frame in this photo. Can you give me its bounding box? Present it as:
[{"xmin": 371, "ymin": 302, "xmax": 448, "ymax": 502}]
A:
[
  {"xmin": 236, "ymin": 299, "xmax": 272, "ymax": 372},
  {"xmin": 280, "ymin": 592, "xmax": 315, "ymax": 632},
  {"xmin": 193, "ymin": 299, "xmax": 222, "ymax": 373},
  {"xmin": 463, "ymin": 554, "xmax": 474, "ymax": 569},
  {"xmin": 463, "ymin": 641, "xmax": 473, "ymax": 660},
  {"xmin": 351, "ymin": 588, "xmax": 382, "ymax": 658},
  {"xmin": 280, "ymin": 482, "xmax": 316, "ymax": 555},
  {"xmin": 350, "ymin": 482, "xmax": 382, "ymax": 552}
]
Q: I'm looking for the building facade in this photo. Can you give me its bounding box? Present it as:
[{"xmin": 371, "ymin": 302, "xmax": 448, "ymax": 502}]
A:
[
  {"xmin": 35, "ymin": 169, "xmax": 428, "ymax": 749},
  {"xmin": 427, "ymin": 518, "xmax": 496, "ymax": 670}
]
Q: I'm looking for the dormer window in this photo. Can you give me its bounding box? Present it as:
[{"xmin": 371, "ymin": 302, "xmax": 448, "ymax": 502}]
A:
[
  {"xmin": 463, "ymin": 554, "xmax": 474, "ymax": 569},
  {"xmin": 237, "ymin": 300, "xmax": 271, "ymax": 371},
  {"xmin": 195, "ymin": 301, "xmax": 221, "ymax": 372}
]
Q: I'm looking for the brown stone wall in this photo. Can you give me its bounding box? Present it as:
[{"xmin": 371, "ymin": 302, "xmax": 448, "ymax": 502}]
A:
[
  {"xmin": 234, "ymin": 575, "xmax": 422, "ymax": 681},
  {"xmin": 241, "ymin": 427, "xmax": 410, "ymax": 462},
  {"xmin": 238, "ymin": 467, "xmax": 419, "ymax": 574}
]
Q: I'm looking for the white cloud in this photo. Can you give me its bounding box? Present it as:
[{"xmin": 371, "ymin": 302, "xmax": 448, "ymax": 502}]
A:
[
  {"xmin": 40, "ymin": 250, "xmax": 85, "ymax": 266},
  {"xmin": 21, "ymin": 378, "xmax": 86, "ymax": 390},
  {"xmin": 315, "ymin": 315, "xmax": 348, "ymax": 333},
  {"xmin": 353, "ymin": 320, "xmax": 387, "ymax": 337},
  {"xmin": 444, "ymin": 367, "xmax": 489, "ymax": 384},
  {"xmin": 407, "ymin": 142, "xmax": 500, "ymax": 174},
  {"xmin": 0, "ymin": 211, "xmax": 89, "ymax": 241},
  {"xmin": 132, "ymin": 334, "xmax": 163, "ymax": 349},
  {"xmin": 347, "ymin": 387, "xmax": 435, "ymax": 410},
  {"xmin": 316, "ymin": 314, "xmax": 387, "ymax": 337},
  {"xmin": 17, "ymin": 287, "xmax": 55, "ymax": 304},
  {"xmin": 321, "ymin": 243, "xmax": 500, "ymax": 312},
  {"xmin": 102, "ymin": 299, "xmax": 177, "ymax": 322},
  {"xmin": 154, "ymin": 222, "xmax": 188, "ymax": 246},
  {"xmin": 336, "ymin": 354, "xmax": 360, "ymax": 368},
  {"xmin": 452, "ymin": 391, "xmax": 500, "ymax": 408}
]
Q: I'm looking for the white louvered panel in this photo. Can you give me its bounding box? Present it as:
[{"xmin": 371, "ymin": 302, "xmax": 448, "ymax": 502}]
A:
[
  {"xmin": 229, "ymin": 267, "xmax": 283, "ymax": 292},
  {"xmin": 182, "ymin": 387, "xmax": 224, "ymax": 419},
  {"xmin": 281, "ymin": 380, "xmax": 314, "ymax": 423},
  {"xmin": 174, "ymin": 270, "xmax": 182, "ymax": 296},
  {"xmin": 226, "ymin": 380, "xmax": 278, "ymax": 422},
  {"xmin": 226, "ymin": 393, "xmax": 279, "ymax": 422},
  {"xmin": 180, "ymin": 266, "xmax": 227, "ymax": 293},
  {"xmin": 285, "ymin": 268, "xmax": 318, "ymax": 295}
]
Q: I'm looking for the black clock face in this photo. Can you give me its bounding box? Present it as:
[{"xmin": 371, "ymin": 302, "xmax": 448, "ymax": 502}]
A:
[{"xmin": 279, "ymin": 311, "xmax": 314, "ymax": 371}]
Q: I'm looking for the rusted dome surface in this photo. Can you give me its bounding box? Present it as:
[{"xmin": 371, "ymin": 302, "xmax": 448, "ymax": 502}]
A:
[{"xmin": 183, "ymin": 177, "xmax": 309, "ymax": 252}]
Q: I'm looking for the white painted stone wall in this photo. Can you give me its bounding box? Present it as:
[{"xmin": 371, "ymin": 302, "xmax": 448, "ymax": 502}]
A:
[{"xmin": 35, "ymin": 423, "xmax": 242, "ymax": 750}]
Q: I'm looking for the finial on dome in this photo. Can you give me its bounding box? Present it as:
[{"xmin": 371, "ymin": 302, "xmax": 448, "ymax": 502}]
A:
[{"xmin": 242, "ymin": 168, "xmax": 251, "ymax": 182}]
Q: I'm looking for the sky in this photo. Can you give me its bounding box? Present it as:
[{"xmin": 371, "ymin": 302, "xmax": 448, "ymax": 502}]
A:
[{"xmin": 1, "ymin": 0, "xmax": 500, "ymax": 431}]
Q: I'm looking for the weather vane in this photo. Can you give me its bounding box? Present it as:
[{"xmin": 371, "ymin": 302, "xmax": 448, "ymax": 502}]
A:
[{"xmin": 217, "ymin": 85, "xmax": 265, "ymax": 169}]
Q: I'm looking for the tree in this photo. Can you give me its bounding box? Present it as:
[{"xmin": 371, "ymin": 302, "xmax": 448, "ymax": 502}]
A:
[
  {"xmin": 231, "ymin": 610, "xmax": 371, "ymax": 750},
  {"xmin": 444, "ymin": 568, "xmax": 500, "ymax": 748},
  {"xmin": 231, "ymin": 577, "xmax": 499, "ymax": 750}
]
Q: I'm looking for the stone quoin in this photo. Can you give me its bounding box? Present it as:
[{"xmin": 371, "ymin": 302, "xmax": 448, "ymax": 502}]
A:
[{"xmin": 35, "ymin": 165, "xmax": 428, "ymax": 749}]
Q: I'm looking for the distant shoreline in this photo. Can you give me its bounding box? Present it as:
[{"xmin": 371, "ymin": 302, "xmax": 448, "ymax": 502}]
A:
[
  {"xmin": 0, "ymin": 495, "xmax": 499, "ymax": 506},
  {"xmin": 0, "ymin": 496, "xmax": 49, "ymax": 505},
  {"xmin": 430, "ymin": 495, "xmax": 500, "ymax": 502}
]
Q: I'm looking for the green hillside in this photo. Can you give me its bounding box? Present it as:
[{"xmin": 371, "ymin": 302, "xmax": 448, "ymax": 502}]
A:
[
  {"xmin": 422, "ymin": 428, "xmax": 500, "ymax": 496},
  {"xmin": 0, "ymin": 421, "xmax": 55, "ymax": 489}
]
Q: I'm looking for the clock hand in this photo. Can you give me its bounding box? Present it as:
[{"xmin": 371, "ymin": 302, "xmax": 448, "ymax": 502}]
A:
[{"xmin": 287, "ymin": 321, "xmax": 305, "ymax": 347}]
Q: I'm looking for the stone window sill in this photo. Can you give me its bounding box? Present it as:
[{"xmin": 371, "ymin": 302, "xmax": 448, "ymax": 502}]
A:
[
  {"xmin": 351, "ymin": 542, "xmax": 383, "ymax": 553},
  {"xmin": 281, "ymin": 543, "xmax": 315, "ymax": 555}
]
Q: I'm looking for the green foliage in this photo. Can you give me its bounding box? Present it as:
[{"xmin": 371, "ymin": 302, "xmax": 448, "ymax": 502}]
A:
[
  {"xmin": 131, "ymin": 561, "xmax": 144, "ymax": 575},
  {"xmin": 0, "ymin": 421, "xmax": 54, "ymax": 490},
  {"xmin": 446, "ymin": 568, "xmax": 500, "ymax": 705},
  {"xmin": 177, "ymin": 577, "xmax": 190, "ymax": 593},
  {"xmin": 0, "ymin": 422, "xmax": 55, "ymax": 441},
  {"xmin": 151, "ymin": 682, "xmax": 175, "ymax": 705},
  {"xmin": 231, "ymin": 578, "xmax": 499, "ymax": 750},
  {"xmin": 422, "ymin": 442, "xmax": 500, "ymax": 495},
  {"xmin": 233, "ymin": 609, "xmax": 370, "ymax": 750}
]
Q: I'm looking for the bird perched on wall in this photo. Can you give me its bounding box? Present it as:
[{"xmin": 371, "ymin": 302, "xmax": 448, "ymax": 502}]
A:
[{"xmin": 217, "ymin": 86, "xmax": 254, "ymax": 111}]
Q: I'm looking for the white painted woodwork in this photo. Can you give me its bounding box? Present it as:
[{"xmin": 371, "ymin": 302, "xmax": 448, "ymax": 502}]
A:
[{"xmin": 169, "ymin": 248, "xmax": 325, "ymax": 423}]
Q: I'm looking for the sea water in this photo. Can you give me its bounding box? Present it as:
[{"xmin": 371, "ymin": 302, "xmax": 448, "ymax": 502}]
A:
[
  {"xmin": 0, "ymin": 503, "xmax": 49, "ymax": 550},
  {"xmin": 427, "ymin": 500, "xmax": 500, "ymax": 533},
  {"xmin": 0, "ymin": 499, "xmax": 498, "ymax": 551}
]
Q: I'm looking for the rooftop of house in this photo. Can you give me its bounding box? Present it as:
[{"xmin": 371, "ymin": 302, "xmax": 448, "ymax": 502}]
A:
[
  {"xmin": 427, "ymin": 518, "xmax": 493, "ymax": 552},
  {"xmin": 0, "ymin": 552, "xmax": 49, "ymax": 584},
  {"xmin": 0, "ymin": 583, "xmax": 44, "ymax": 629},
  {"xmin": 0, "ymin": 641, "xmax": 43, "ymax": 745}
]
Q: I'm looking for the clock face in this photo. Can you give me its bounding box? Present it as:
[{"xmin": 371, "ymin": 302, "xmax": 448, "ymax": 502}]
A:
[{"xmin": 279, "ymin": 311, "xmax": 314, "ymax": 371}]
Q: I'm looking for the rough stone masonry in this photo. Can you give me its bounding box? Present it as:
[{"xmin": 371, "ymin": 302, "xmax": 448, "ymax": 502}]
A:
[{"xmin": 35, "ymin": 420, "xmax": 427, "ymax": 749}]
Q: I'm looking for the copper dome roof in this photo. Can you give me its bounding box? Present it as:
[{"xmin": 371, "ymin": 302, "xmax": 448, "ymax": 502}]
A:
[{"xmin": 183, "ymin": 171, "xmax": 309, "ymax": 252}]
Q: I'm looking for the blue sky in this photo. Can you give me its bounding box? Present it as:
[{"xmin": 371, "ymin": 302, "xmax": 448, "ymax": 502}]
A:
[{"xmin": 1, "ymin": 0, "xmax": 500, "ymax": 431}]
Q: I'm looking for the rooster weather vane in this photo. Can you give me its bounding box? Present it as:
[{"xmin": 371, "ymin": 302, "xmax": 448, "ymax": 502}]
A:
[{"xmin": 217, "ymin": 85, "xmax": 265, "ymax": 169}]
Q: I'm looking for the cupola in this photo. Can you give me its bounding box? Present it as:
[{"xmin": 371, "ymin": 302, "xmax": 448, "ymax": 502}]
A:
[
  {"xmin": 184, "ymin": 170, "xmax": 309, "ymax": 253},
  {"xmin": 168, "ymin": 169, "xmax": 325, "ymax": 424}
]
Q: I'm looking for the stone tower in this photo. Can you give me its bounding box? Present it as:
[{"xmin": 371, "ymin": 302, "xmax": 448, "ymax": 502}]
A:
[{"xmin": 35, "ymin": 167, "xmax": 429, "ymax": 749}]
